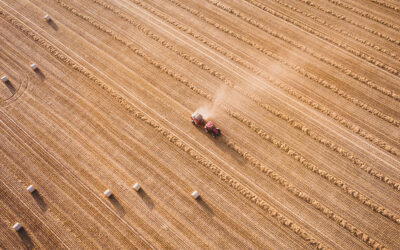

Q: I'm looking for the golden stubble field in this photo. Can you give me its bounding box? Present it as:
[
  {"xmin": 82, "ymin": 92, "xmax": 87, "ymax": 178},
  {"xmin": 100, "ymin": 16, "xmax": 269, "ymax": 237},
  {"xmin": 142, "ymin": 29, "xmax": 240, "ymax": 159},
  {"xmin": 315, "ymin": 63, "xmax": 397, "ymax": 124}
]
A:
[{"xmin": 0, "ymin": 0, "xmax": 399, "ymax": 249}]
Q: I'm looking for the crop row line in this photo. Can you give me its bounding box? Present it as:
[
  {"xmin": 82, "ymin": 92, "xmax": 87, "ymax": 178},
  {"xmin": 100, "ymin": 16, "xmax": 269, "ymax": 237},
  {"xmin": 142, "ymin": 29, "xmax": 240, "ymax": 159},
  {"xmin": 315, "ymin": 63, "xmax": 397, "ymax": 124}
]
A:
[
  {"xmin": 88, "ymin": 0, "xmax": 400, "ymax": 223},
  {"xmin": 127, "ymin": 0, "xmax": 399, "ymax": 157},
  {"xmin": 77, "ymin": 0, "xmax": 390, "ymax": 242},
  {"xmin": 0, "ymin": 177, "xmax": 60, "ymax": 248},
  {"xmin": 15, "ymin": 85, "xmax": 210, "ymax": 248},
  {"xmin": 240, "ymin": 87, "xmax": 400, "ymax": 191},
  {"xmin": 244, "ymin": 0, "xmax": 400, "ymax": 78},
  {"xmin": 244, "ymin": 91, "xmax": 400, "ymax": 190},
  {"xmin": 266, "ymin": 0, "xmax": 400, "ymax": 62},
  {"xmin": 125, "ymin": 0, "xmax": 399, "ymax": 156},
  {"xmin": 96, "ymin": 0, "xmax": 400, "ymax": 188},
  {"xmin": 52, "ymin": 2, "xmax": 398, "ymax": 246},
  {"xmin": 261, "ymin": 78, "xmax": 399, "ymax": 156},
  {"xmin": 0, "ymin": 144, "xmax": 89, "ymax": 247},
  {"xmin": 295, "ymin": 0, "xmax": 400, "ymax": 46},
  {"xmin": 88, "ymin": 0, "xmax": 400, "ymax": 240},
  {"xmin": 206, "ymin": 0, "xmax": 400, "ymax": 101},
  {"xmin": 224, "ymin": 138, "xmax": 386, "ymax": 249},
  {"xmin": 91, "ymin": 0, "xmax": 228, "ymax": 86},
  {"xmin": 370, "ymin": 0, "xmax": 400, "ymax": 13},
  {"xmin": 127, "ymin": 0, "xmax": 259, "ymax": 76},
  {"xmin": 0, "ymin": 108, "xmax": 157, "ymax": 248},
  {"xmin": 0, "ymin": 109, "xmax": 145, "ymax": 247},
  {"xmin": 1, "ymin": 5, "xmax": 325, "ymax": 248},
  {"xmin": 0, "ymin": 10, "xmax": 158, "ymax": 244},
  {"xmin": 167, "ymin": 0, "xmax": 400, "ymax": 122},
  {"xmin": 227, "ymin": 110, "xmax": 400, "ymax": 222},
  {"xmin": 326, "ymin": 0, "xmax": 400, "ymax": 31},
  {"xmin": 167, "ymin": 0, "xmax": 400, "ymax": 127}
]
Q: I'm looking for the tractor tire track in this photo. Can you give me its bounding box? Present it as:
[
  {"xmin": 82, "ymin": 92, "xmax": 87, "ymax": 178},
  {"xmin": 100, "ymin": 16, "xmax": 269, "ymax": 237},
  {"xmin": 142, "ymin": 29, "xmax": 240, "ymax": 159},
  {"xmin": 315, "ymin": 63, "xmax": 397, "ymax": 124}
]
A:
[
  {"xmin": 7, "ymin": 6, "xmax": 288, "ymax": 247},
  {"xmin": 17, "ymin": 72, "xmax": 257, "ymax": 248},
  {"xmin": 0, "ymin": 111, "xmax": 151, "ymax": 249},
  {"xmin": 71, "ymin": 0, "xmax": 400, "ymax": 189},
  {"xmin": 80, "ymin": 5, "xmax": 399, "ymax": 241},
  {"xmin": 0, "ymin": 181, "xmax": 63, "ymax": 249},
  {"xmin": 116, "ymin": 0, "xmax": 400, "ymax": 177},
  {"xmin": 125, "ymin": 0, "xmax": 400, "ymax": 157},
  {"xmin": 294, "ymin": 0, "xmax": 400, "ymax": 46},
  {"xmin": 326, "ymin": 0, "xmax": 400, "ymax": 32},
  {"xmin": 0, "ymin": 12, "xmax": 155, "ymax": 248},
  {"xmin": 263, "ymin": 0, "xmax": 400, "ymax": 63},
  {"xmin": 225, "ymin": 110, "xmax": 400, "ymax": 223},
  {"xmin": 243, "ymin": 0, "xmax": 400, "ymax": 77},
  {"xmin": 65, "ymin": 0, "xmax": 400, "ymax": 228},
  {"xmin": 166, "ymin": 0, "xmax": 400, "ymax": 127},
  {"xmin": 370, "ymin": 0, "xmax": 400, "ymax": 13},
  {"xmin": 222, "ymin": 138, "xmax": 387, "ymax": 249},
  {"xmin": 0, "ymin": 149, "xmax": 98, "ymax": 248},
  {"xmin": 0, "ymin": 7, "xmax": 327, "ymax": 249},
  {"xmin": 205, "ymin": 0, "xmax": 400, "ymax": 101}
]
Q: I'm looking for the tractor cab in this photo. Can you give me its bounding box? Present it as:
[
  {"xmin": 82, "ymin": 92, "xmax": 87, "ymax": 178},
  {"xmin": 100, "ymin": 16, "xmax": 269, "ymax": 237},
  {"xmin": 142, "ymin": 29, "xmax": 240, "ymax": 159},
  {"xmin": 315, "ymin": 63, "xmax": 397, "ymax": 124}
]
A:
[{"xmin": 204, "ymin": 121, "xmax": 221, "ymax": 138}]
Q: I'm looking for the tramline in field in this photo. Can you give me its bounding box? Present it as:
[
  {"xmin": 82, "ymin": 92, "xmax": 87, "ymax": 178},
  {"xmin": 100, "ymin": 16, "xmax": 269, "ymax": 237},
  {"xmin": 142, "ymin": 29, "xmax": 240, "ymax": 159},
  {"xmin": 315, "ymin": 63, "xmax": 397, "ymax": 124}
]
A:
[{"xmin": 1, "ymin": 0, "xmax": 399, "ymax": 248}]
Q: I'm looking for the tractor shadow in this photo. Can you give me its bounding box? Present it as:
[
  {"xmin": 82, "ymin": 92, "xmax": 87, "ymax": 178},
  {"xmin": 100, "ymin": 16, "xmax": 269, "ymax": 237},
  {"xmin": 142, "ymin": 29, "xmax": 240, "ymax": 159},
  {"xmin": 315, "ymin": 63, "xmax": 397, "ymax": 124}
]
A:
[
  {"xmin": 34, "ymin": 68, "xmax": 45, "ymax": 81},
  {"xmin": 209, "ymin": 134, "xmax": 247, "ymax": 166},
  {"xmin": 191, "ymin": 123, "xmax": 245, "ymax": 166},
  {"xmin": 196, "ymin": 197, "xmax": 214, "ymax": 217},
  {"xmin": 48, "ymin": 19, "xmax": 58, "ymax": 31},
  {"xmin": 32, "ymin": 191, "xmax": 47, "ymax": 212},
  {"xmin": 109, "ymin": 195, "xmax": 126, "ymax": 217},
  {"xmin": 138, "ymin": 189, "xmax": 154, "ymax": 210},
  {"xmin": 4, "ymin": 80, "xmax": 16, "ymax": 95},
  {"xmin": 17, "ymin": 228, "xmax": 34, "ymax": 250}
]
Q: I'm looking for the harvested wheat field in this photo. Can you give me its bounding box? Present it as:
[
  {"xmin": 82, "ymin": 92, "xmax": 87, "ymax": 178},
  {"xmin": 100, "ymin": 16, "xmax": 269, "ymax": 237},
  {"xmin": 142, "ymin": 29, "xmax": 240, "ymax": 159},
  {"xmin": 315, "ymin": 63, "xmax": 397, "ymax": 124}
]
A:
[{"xmin": 0, "ymin": 0, "xmax": 399, "ymax": 249}]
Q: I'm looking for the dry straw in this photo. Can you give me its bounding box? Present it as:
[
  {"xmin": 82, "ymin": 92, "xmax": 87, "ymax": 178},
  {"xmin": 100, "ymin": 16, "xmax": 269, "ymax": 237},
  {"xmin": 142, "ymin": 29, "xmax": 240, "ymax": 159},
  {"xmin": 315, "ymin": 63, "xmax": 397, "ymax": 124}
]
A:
[
  {"xmin": 127, "ymin": 0, "xmax": 399, "ymax": 157},
  {"xmin": 0, "ymin": 7, "xmax": 325, "ymax": 248},
  {"xmin": 207, "ymin": 0, "xmax": 400, "ymax": 99},
  {"xmin": 63, "ymin": 0, "xmax": 400, "ymax": 194},
  {"xmin": 168, "ymin": 0, "xmax": 400, "ymax": 126},
  {"xmin": 52, "ymin": 2, "xmax": 398, "ymax": 247}
]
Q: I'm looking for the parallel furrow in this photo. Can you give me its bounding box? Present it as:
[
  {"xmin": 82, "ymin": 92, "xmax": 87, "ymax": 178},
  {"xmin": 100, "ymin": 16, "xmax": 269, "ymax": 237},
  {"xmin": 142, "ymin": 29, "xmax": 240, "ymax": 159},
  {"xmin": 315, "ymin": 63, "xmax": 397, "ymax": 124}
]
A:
[
  {"xmin": 294, "ymin": 0, "xmax": 400, "ymax": 46},
  {"xmin": 244, "ymin": 0, "xmax": 400, "ymax": 78},
  {"xmin": 0, "ymin": 113, "xmax": 147, "ymax": 249},
  {"xmin": 206, "ymin": 0, "xmax": 400, "ymax": 101},
  {"xmin": 223, "ymin": 139, "xmax": 387, "ymax": 249},
  {"xmin": 126, "ymin": 0, "xmax": 400, "ymax": 157},
  {"xmin": 73, "ymin": 0, "xmax": 400, "ymax": 193},
  {"xmin": 72, "ymin": 0, "xmax": 400, "ymax": 227},
  {"xmin": 226, "ymin": 111, "xmax": 400, "ymax": 224},
  {"xmin": 326, "ymin": 0, "xmax": 400, "ymax": 31},
  {"xmin": 0, "ymin": 182, "xmax": 49, "ymax": 248},
  {"xmin": 266, "ymin": 0, "xmax": 400, "ymax": 62},
  {"xmin": 0, "ymin": 150, "xmax": 94, "ymax": 248},
  {"xmin": 0, "ymin": 7, "xmax": 327, "ymax": 249},
  {"xmin": 370, "ymin": 0, "xmax": 400, "ymax": 13},
  {"xmin": 167, "ymin": 0, "xmax": 400, "ymax": 127},
  {"xmin": 55, "ymin": 3, "xmax": 398, "ymax": 247}
]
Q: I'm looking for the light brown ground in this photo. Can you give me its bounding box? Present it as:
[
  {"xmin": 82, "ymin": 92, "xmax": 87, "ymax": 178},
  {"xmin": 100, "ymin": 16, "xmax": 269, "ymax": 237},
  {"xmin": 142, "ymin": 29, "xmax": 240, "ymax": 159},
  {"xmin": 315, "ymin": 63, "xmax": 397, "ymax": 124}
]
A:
[{"xmin": 0, "ymin": 0, "xmax": 399, "ymax": 249}]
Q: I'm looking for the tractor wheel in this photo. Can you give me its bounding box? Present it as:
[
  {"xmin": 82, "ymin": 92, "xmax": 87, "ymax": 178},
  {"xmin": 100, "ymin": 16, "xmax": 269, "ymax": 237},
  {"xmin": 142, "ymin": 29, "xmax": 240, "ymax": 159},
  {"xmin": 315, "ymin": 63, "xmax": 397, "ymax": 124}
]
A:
[{"xmin": 192, "ymin": 120, "xmax": 196, "ymax": 125}]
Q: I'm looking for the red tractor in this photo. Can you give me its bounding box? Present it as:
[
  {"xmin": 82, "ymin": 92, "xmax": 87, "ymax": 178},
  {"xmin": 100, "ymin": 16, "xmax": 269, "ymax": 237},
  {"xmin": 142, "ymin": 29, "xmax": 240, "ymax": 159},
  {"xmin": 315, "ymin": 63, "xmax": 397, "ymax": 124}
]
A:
[
  {"xmin": 191, "ymin": 112, "xmax": 221, "ymax": 138},
  {"xmin": 204, "ymin": 121, "xmax": 221, "ymax": 138}
]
